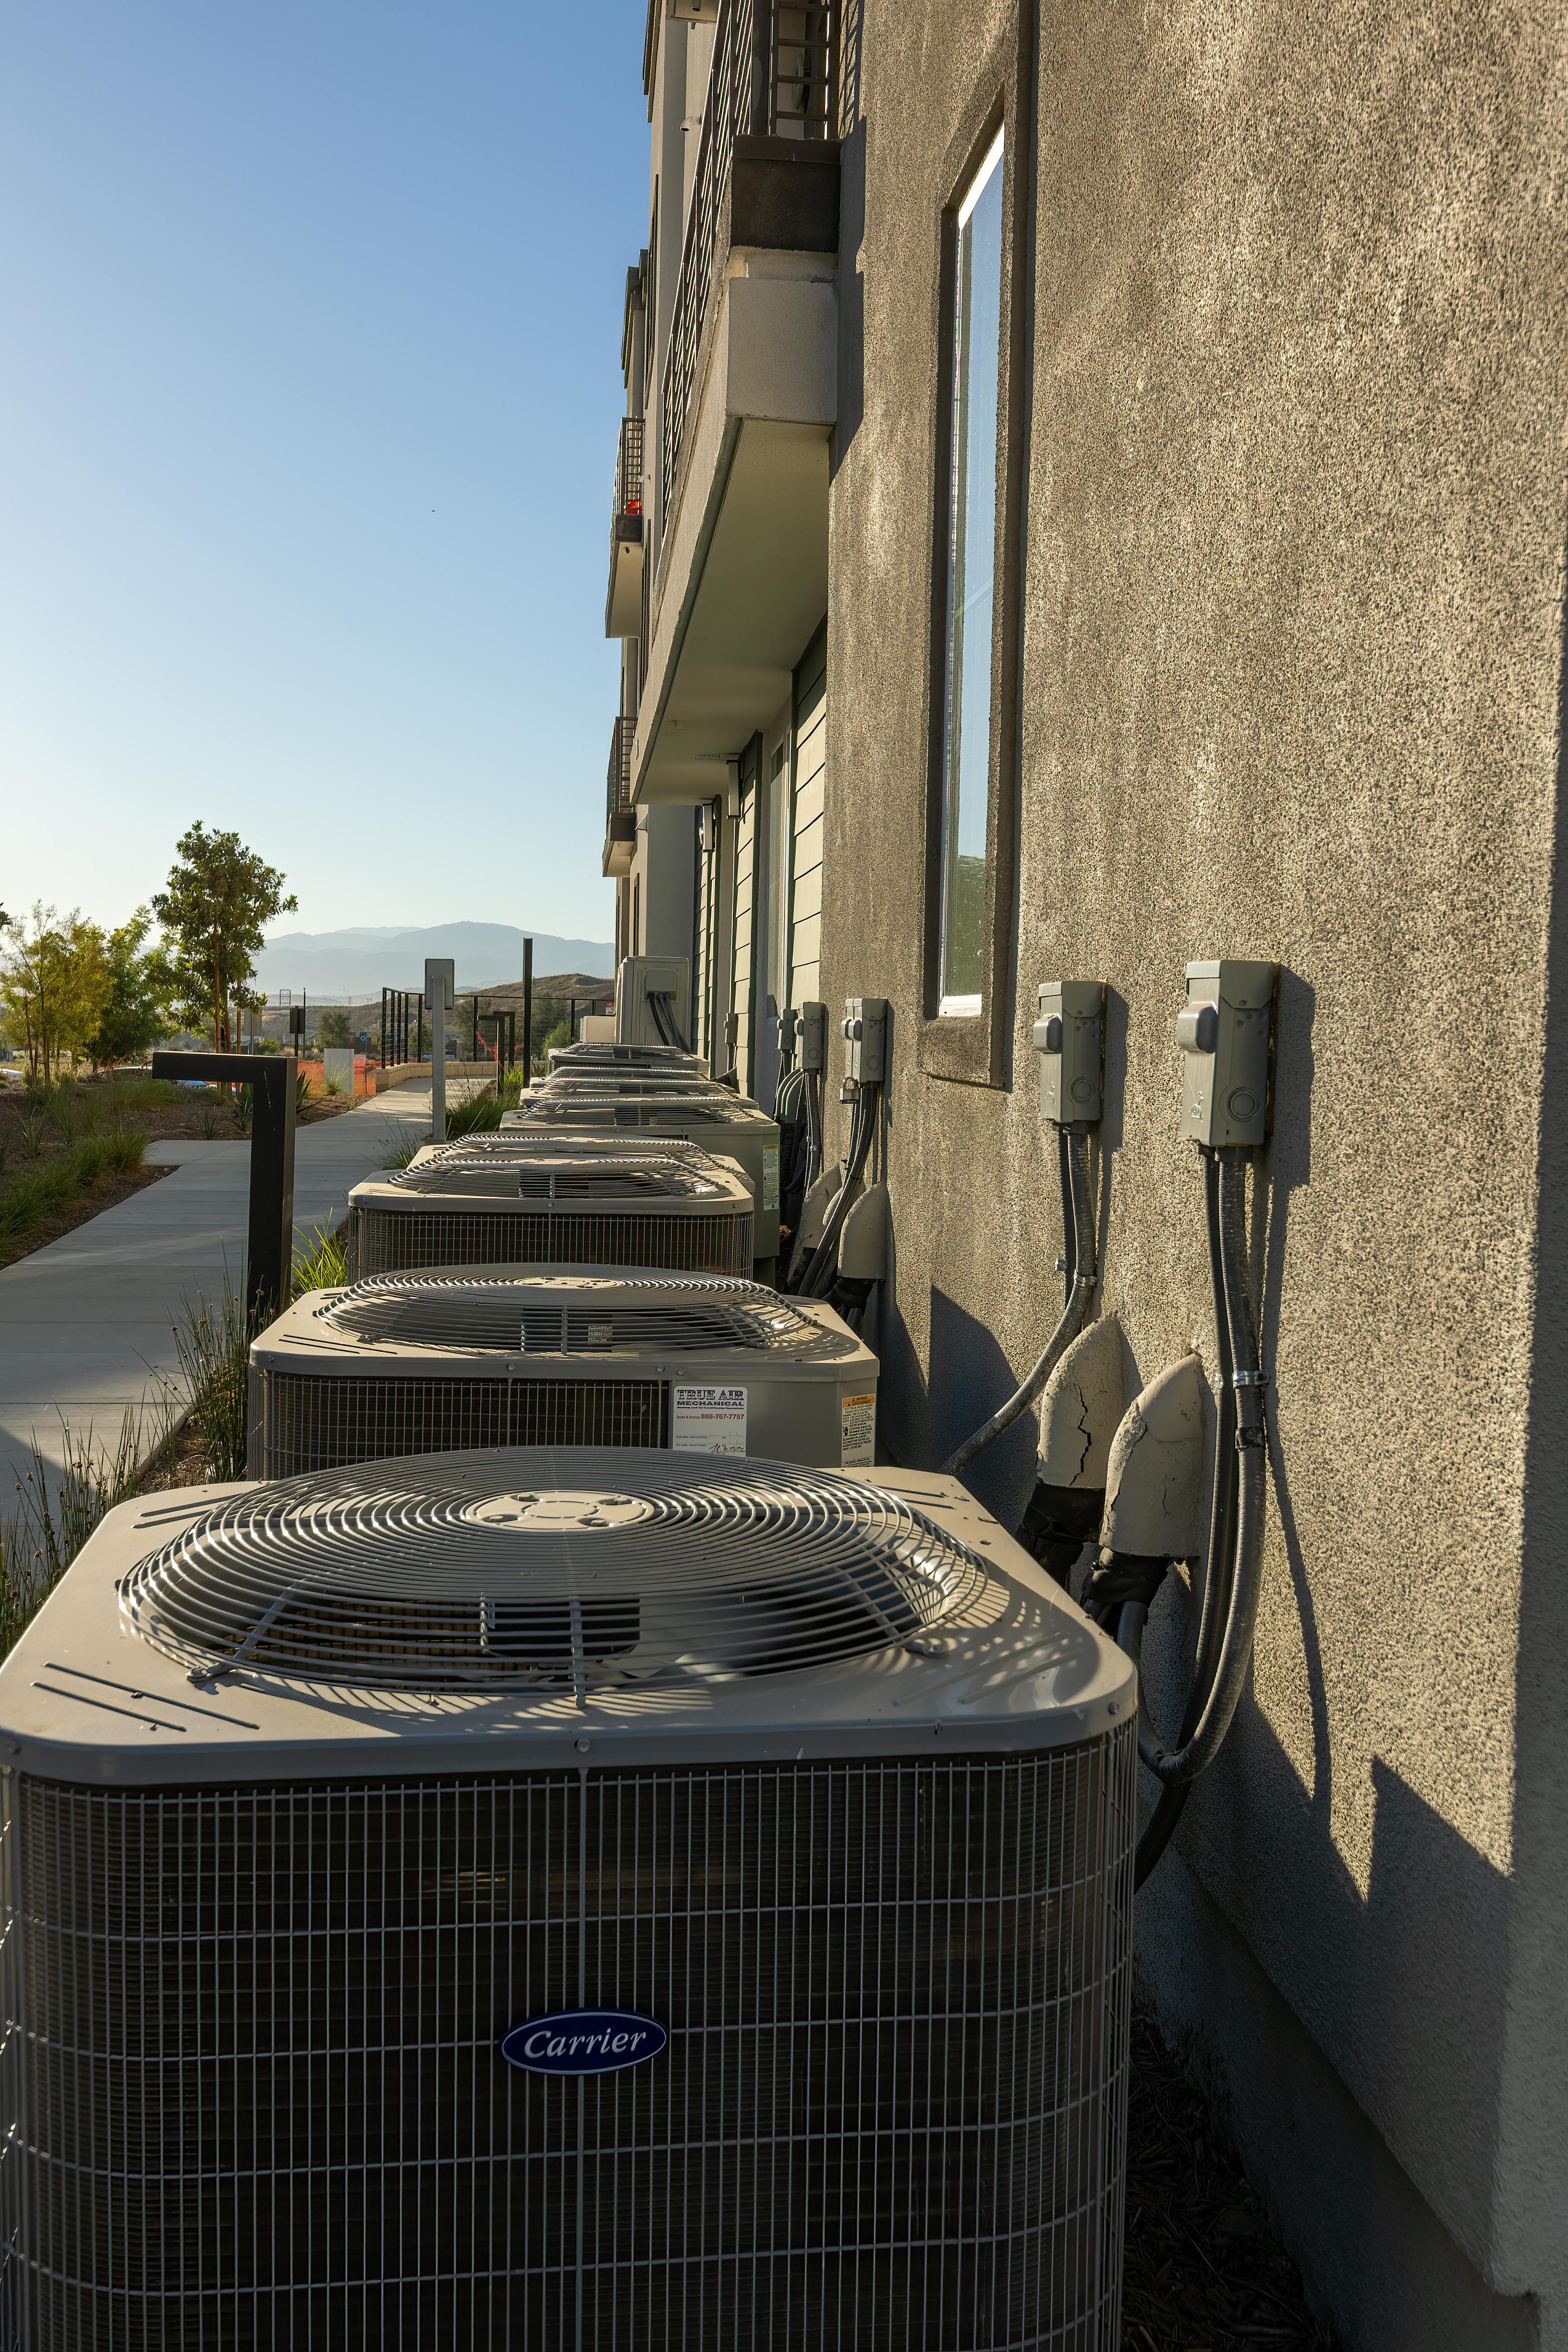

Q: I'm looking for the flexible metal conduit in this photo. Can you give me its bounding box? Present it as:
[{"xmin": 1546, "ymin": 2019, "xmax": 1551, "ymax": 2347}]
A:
[{"xmin": 940, "ymin": 1129, "xmax": 1096, "ymax": 1477}]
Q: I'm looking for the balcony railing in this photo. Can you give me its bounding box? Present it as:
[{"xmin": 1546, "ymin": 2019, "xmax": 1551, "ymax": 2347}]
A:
[
  {"xmin": 606, "ymin": 713, "xmax": 636, "ymax": 823},
  {"xmin": 614, "ymin": 415, "xmax": 644, "ymax": 521},
  {"xmin": 660, "ymin": 0, "xmax": 838, "ymax": 525},
  {"xmin": 606, "ymin": 414, "xmax": 647, "ymax": 636}
]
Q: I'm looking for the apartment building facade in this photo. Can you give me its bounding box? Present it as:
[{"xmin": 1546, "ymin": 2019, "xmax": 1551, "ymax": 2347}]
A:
[{"xmin": 603, "ymin": 5, "xmax": 1568, "ymax": 2347}]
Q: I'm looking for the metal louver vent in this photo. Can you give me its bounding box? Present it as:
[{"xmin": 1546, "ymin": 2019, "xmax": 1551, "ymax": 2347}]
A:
[
  {"xmin": 122, "ymin": 1453, "xmax": 988, "ymax": 1692},
  {"xmin": 318, "ymin": 1274, "xmax": 824, "ymax": 1355}
]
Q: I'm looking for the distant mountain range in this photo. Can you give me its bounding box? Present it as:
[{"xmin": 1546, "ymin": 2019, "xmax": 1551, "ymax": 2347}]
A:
[{"xmin": 256, "ymin": 923, "xmax": 615, "ymax": 996}]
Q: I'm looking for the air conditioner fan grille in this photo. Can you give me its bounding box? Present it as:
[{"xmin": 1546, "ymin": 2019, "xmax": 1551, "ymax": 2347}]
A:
[
  {"xmin": 317, "ymin": 1274, "xmax": 826, "ymax": 1355},
  {"xmin": 386, "ymin": 1158, "xmax": 718, "ymax": 1201},
  {"xmin": 122, "ymin": 1451, "xmax": 988, "ymax": 1691}
]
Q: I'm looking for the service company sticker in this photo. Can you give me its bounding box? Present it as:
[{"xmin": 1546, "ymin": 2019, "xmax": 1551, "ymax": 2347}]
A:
[{"xmin": 671, "ymin": 1385, "xmax": 749, "ymax": 1455}]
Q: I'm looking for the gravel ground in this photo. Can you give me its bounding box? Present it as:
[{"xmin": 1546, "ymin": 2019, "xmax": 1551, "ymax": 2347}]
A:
[{"xmin": 1123, "ymin": 2013, "xmax": 1340, "ymax": 2350}]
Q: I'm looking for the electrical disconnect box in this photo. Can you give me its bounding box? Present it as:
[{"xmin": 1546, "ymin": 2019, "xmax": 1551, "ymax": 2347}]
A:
[
  {"xmin": 616, "ymin": 955, "xmax": 691, "ymax": 1051},
  {"xmin": 842, "ymin": 998, "xmax": 889, "ymax": 1085},
  {"xmin": 1033, "ymin": 982, "xmax": 1104, "ymax": 1125},
  {"xmin": 799, "ymin": 1003, "xmax": 828, "ymax": 1073},
  {"xmin": 1177, "ymin": 960, "xmax": 1277, "ymax": 1148}
]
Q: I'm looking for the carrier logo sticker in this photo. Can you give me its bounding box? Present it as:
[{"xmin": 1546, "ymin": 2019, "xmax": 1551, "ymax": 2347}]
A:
[
  {"xmin": 500, "ymin": 2008, "xmax": 667, "ymax": 2076},
  {"xmin": 840, "ymin": 1392, "xmax": 876, "ymax": 1468},
  {"xmin": 670, "ymin": 1384, "xmax": 747, "ymax": 1455}
]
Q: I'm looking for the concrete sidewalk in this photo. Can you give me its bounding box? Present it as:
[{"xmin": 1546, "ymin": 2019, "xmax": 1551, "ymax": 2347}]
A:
[{"xmin": 0, "ymin": 1084, "xmax": 454, "ymax": 1502}]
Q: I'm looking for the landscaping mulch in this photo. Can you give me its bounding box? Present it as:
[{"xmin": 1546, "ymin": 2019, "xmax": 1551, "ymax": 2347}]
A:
[
  {"xmin": 0, "ymin": 1163, "xmax": 171, "ymax": 1273},
  {"xmin": 1122, "ymin": 2013, "xmax": 1338, "ymax": 2350}
]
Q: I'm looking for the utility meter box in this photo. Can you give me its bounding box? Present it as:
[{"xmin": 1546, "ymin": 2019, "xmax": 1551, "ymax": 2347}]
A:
[
  {"xmin": 1033, "ymin": 981, "xmax": 1103, "ymax": 1125},
  {"xmin": 799, "ymin": 1002, "xmax": 828, "ymax": 1073},
  {"xmin": 1177, "ymin": 960, "xmax": 1277, "ymax": 1148},
  {"xmin": 842, "ymin": 998, "xmax": 889, "ymax": 1086},
  {"xmin": 616, "ymin": 955, "xmax": 691, "ymax": 1052}
]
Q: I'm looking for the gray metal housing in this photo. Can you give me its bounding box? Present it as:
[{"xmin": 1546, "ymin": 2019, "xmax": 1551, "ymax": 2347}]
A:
[
  {"xmin": 346, "ymin": 1149, "xmax": 755, "ymax": 1279},
  {"xmin": 247, "ymin": 1269, "xmax": 879, "ymax": 1478},
  {"xmin": 501, "ymin": 1097, "xmax": 782, "ymax": 1261}
]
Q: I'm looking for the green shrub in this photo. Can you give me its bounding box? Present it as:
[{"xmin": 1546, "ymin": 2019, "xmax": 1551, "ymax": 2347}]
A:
[
  {"xmin": 172, "ymin": 1288, "xmax": 251, "ymax": 1484},
  {"xmin": 0, "ymin": 1406, "xmax": 171, "ymax": 1658},
  {"xmin": 293, "ymin": 1222, "xmax": 349, "ymax": 1296}
]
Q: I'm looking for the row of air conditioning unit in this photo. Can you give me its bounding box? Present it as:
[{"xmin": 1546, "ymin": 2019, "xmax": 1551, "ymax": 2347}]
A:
[{"xmin": 0, "ymin": 1025, "xmax": 1135, "ymax": 2345}]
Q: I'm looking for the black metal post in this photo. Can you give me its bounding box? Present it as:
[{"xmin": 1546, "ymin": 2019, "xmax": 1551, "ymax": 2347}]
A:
[
  {"xmin": 416, "ymin": 992, "xmax": 425, "ymax": 1063},
  {"xmin": 380, "ymin": 988, "xmax": 387, "ymax": 1072},
  {"xmin": 522, "ymin": 937, "xmax": 533, "ymax": 1076},
  {"xmin": 152, "ymin": 1050, "xmax": 297, "ymax": 1328}
]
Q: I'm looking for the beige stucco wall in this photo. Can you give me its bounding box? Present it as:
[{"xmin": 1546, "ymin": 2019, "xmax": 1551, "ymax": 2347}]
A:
[{"xmin": 823, "ymin": 0, "xmax": 1568, "ymax": 2338}]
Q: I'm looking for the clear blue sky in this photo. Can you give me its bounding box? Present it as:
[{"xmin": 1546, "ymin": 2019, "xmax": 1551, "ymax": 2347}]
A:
[{"xmin": 0, "ymin": 0, "xmax": 649, "ymax": 945}]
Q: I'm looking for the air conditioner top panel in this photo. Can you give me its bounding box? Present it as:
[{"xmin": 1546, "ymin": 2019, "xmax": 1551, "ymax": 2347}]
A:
[
  {"xmin": 252, "ymin": 1269, "xmax": 873, "ymax": 1380},
  {"xmin": 502, "ymin": 1099, "xmax": 773, "ymax": 1133},
  {"xmin": 529, "ymin": 1077, "xmax": 733, "ymax": 1098},
  {"xmin": 349, "ymin": 1155, "xmax": 754, "ymax": 1211},
  {"xmin": 548, "ymin": 1043, "xmax": 704, "ymax": 1070},
  {"xmin": 0, "ymin": 1453, "xmax": 1133, "ymax": 1784}
]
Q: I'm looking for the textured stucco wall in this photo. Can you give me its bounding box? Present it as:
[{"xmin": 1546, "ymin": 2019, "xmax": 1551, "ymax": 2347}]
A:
[{"xmin": 824, "ymin": 0, "xmax": 1568, "ymax": 2333}]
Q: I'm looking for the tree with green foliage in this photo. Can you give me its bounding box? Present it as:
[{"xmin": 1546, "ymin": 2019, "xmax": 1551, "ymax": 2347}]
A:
[
  {"xmin": 150, "ymin": 825, "xmax": 296, "ymax": 1054},
  {"xmin": 84, "ymin": 908, "xmax": 175, "ymax": 1068},
  {"xmin": 0, "ymin": 904, "xmax": 113, "ymax": 1083},
  {"xmin": 316, "ymin": 1007, "xmax": 353, "ymax": 1048}
]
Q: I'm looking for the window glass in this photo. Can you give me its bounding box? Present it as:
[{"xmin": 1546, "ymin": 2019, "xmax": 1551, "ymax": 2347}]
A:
[{"xmin": 938, "ymin": 127, "xmax": 1005, "ymax": 1014}]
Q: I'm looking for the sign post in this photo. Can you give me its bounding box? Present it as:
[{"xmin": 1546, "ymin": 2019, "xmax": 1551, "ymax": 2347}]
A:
[
  {"xmin": 151, "ymin": 1050, "xmax": 298, "ymax": 1328},
  {"xmin": 425, "ymin": 958, "xmax": 455, "ymax": 1145}
]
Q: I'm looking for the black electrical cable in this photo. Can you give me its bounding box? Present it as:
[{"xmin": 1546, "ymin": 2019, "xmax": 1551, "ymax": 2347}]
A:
[
  {"xmin": 1128, "ymin": 1149, "xmax": 1266, "ymax": 1796},
  {"xmin": 648, "ymin": 991, "xmax": 690, "ymax": 1052},
  {"xmin": 795, "ymin": 1083, "xmax": 877, "ymax": 1299},
  {"xmin": 1128, "ymin": 1149, "xmax": 1239, "ymax": 1883},
  {"xmin": 803, "ymin": 1066, "xmax": 824, "ymax": 1191},
  {"xmin": 940, "ymin": 1127, "xmax": 1096, "ymax": 1476}
]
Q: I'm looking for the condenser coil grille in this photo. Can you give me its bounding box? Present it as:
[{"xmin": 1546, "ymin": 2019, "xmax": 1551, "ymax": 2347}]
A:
[
  {"xmin": 257, "ymin": 1374, "xmax": 669, "ymax": 1471},
  {"xmin": 4, "ymin": 1739, "xmax": 1133, "ymax": 2349},
  {"xmin": 352, "ymin": 1205, "xmax": 751, "ymax": 1276},
  {"xmin": 320, "ymin": 1274, "xmax": 827, "ymax": 1356},
  {"xmin": 121, "ymin": 1455, "xmax": 989, "ymax": 1692}
]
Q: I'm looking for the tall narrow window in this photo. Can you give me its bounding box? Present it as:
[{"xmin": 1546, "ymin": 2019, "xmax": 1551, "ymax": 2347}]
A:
[{"xmin": 937, "ymin": 126, "xmax": 1005, "ymax": 1014}]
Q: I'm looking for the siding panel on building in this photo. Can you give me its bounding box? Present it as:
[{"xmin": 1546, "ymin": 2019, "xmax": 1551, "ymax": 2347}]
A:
[{"xmin": 789, "ymin": 628, "xmax": 827, "ymax": 1012}]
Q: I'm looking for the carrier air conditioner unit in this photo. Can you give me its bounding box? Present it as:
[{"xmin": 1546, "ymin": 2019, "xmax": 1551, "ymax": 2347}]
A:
[
  {"xmin": 616, "ymin": 951, "xmax": 690, "ymax": 1050},
  {"xmin": 502, "ymin": 1093, "xmax": 782, "ymax": 1263},
  {"xmin": 0, "ymin": 1445, "xmax": 1135, "ymax": 2349},
  {"xmin": 347, "ymin": 1149, "xmax": 754, "ymax": 1278},
  {"xmin": 247, "ymin": 1269, "xmax": 879, "ymax": 1478}
]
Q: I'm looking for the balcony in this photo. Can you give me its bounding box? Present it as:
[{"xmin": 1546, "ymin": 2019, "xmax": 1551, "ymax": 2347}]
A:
[
  {"xmin": 634, "ymin": 0, "xmax": 841, "ymax": 805},
  {"xmin": 660, "ymin": 3, "xmax": 838, "ymax": 522},
  {"xmin": 604, "ymin": 416, "xmax": 645, "ymax": 639},
  {"xmin": 602, "ymin": 713, "xmax": 637, "ymax": 878}
]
